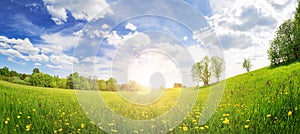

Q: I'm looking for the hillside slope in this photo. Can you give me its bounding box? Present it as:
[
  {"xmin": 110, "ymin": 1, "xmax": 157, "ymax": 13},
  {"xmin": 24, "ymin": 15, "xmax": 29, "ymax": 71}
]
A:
[{"xmin": 0, "ymin": 62, "xmax": 299, "ymax": 133}]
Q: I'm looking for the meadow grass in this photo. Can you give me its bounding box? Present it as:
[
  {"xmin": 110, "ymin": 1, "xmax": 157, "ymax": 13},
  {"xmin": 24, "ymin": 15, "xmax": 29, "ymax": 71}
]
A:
[{"xmin": 0, "ymin": 62, "xmax": 300, "ymax": 133}]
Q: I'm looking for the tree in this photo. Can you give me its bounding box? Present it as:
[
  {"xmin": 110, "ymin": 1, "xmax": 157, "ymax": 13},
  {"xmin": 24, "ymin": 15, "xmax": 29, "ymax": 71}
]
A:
[
  {"xmin": 30, "ymin": 73, "xmax": 53, "ymax": 87},
  {"xmin": 66, "ymin": 72, "xmax": 80, "ymax": 89},
  {"xmin": 242, "ymin": 58, "xmax": 252, "ymax": 72},
  {"xmin": 97, "ymin": 79, "xmax": 107, "ymax": 91},
  {"xmin": 211, "ymin": 56, "xmax": 225, "ymax": 82},
  {"xmin": 32, "ymin": 68, "xmax": 40, "ymax": 75},
  {"xmin": 294, "ymin": 1, "xmax": 300, "ymax": 60},
  {"xmin": 0, "ymin": 67, "xmax": 9, "ymax": 77},
  {"xmin": 192, "ymin": 56, "xmax": 211, "ymax": 86},
  {"xmin": 106, "ymin": 78, "xmax": 118, "ymax": 91}
]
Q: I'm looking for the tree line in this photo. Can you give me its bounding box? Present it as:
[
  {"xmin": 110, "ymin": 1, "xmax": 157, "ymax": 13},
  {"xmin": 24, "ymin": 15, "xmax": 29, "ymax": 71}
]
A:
[
  {"xmin": 268, "ymin": 1, "xmax": 300, "ymax": 66},
  {"xmin": 0, "ymin": 67, "xmax": 119, "ymax": 91}
]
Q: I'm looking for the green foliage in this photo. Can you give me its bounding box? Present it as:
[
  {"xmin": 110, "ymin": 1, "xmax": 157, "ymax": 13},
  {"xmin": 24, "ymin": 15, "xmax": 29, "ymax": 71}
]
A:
[
  {"xmin": 211, "ymin": 56, "xmax": 225, "ymax": 81},
  {"xmin": 0, "ymin": 67, "xmax": 9, "ymax": 77},
  {"xmin": 242, "ymin": 58, "xmax": 252, "ymax": 72},
  {"xmin": 30, "ymin": 73, "xmax": 53, "ymax": 87},
  {"xmin": 106, "ymin": 78, "xmax": 118, "ymax": 91},
  {"xmin": 192, "ymin": 56, "xmax": 225, "ymax": 85},
  {"xmin": 268, "ymin": 2, "xmax": 300, "ymax": 66},
  {"xmin": 32, "ymin": 68, "xmax": 40, "ymax": 75},
  {"xmin": 97, "ymin": 79, "xmax": 107, "ymax": 91}
]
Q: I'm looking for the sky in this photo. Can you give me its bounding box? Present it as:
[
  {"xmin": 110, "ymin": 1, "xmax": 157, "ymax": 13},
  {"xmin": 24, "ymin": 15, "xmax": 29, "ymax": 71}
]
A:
[{"xmin": 0, "ymin": 0, "xmax": 298, "ymax": 88}]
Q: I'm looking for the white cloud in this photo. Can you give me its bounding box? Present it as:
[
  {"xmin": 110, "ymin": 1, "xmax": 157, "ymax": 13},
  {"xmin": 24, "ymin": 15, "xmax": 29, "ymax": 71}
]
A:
[
  {"xmin": 183, "ymin": 36, "xmax": 188, "ymax": 41},
  {"xmin": 39, "ymin": 33, "xmax": 78, "ymax": 54},
  {"xmin": 125, "ymin": 23, "xmax": 137, "ymax": 31},
  {"xmin": 46, "ymin": 5, "xmax": 67, "ymax": 25},
  {"xmin": 46, "ymin": 64, "xmax": 63, "ymax": 69},
  {"xmin": 43, "ymin": 0, "xmax": 113, "ymax": 24},
  {"xmin": 7, "ymin": 57, "xmax": 25, "ymax": 65},
  {"xmin": 50, "ymin": 54, "xmax": 79, "ymax": 65},
  {"xmin": 0, "ymin": 36, "xmax": 40, "ymax": 55},
  {"xmin": 101, "ymin": 24, "xmax": 109, "ymax": 29},
  {"xmin": 34, "ymin": 63, "xmax": 42, "ymax": 66}
]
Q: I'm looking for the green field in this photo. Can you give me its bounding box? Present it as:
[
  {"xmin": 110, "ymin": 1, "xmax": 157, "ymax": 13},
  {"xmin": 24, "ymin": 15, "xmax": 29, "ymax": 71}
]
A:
[{"xmin": 1, "ymin": 62, "xmax": 300, "ymax": 133}]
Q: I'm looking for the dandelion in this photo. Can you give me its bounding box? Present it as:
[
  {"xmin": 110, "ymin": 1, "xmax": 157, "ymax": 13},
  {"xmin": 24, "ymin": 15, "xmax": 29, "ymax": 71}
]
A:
[
  {"xmin": 17, "ymin": 115, "xmax": 21, "ymax": 119},
  {"xmin": 32, "ymin": 109, "xmax": 36, "ymax": 112},
  {"xmin": 266, "ymin": 114, "xmax": 271, "ymax": 118},
  {"xmin": 199, "ymin": 127, "xmax": 205, "ymax": 130},
  {"xmin": 5, "ymin": 120, "xmax": 8, "ymax": 124},
  {"xmin": 204, "ymin": 125, "xmax": 209, "ymax": 129},
  {"xmin": 223, "ymin": 118, "xmax": 229, "ymax": 124},
  {"xmin": 288, "ymin": 111, "xmax": 292, "ymax": 116},
  {"xmin": 245, "ymin": 125, "xmax": 249, "ymax": 129},
  {"xmin": 16, "ymin": 125, "xmax": 19, "ymax": 127},
  {"xmin": 26, "ymin": 124, "xmax": 31, "ymax": 131},
  {"xmin": 246, "ymin": 120, "xmax": 250, "ymax": 123},
  {"xmin": 111, "ymin": 129, "xmax": 118, "ymax": 133},
  {"xmin": 27, "ymin": 116, "xmax": 31, "ymax": 119},
  {"xmin": 81, "ymin": 123, "xmax": 85, "ymax": 128},
  {"xmin": 54, "ymin": 130, "xmax": 58, "ymax": 133},
  {"xmin": 182, "ymin": 126, "xmax": 188, "ymax": 132},
  {"xmin": 223, "ymin": 114, "xmax": 230, "ymax": 117},
  {"xmin": 6, "ymin": 118, "xmax": 10, "ymax": 121},
  {"xmin": 58, "ymin": 128, "xmax": 63, "ymax": 132}
]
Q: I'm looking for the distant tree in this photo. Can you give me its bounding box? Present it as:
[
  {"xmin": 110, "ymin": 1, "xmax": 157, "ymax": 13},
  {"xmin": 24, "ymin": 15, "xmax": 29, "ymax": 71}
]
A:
[
  {"xmin": 0, "ymin": 67, "xmax": 9, "ymax": 77},
  {"xmin": 9, "ymin": 70, "xmax": 18, "ymax": 77},
  {"xmin": 97, "ymin": 79, "xmax": 107, "ymax": 91},
  {"xmin": 106, "ymin": 78, "xmax": 118, "ymax": 91},
  {"xmin": 192, "ymin": 56, "xmax": 211, "ymax": 86},
  {"xmin": 173, "ymin": 83, "xmax": 183, "ymax": 88},
  {"xmin": 79, "ymin": 77, "xmax": 91, "ymax": 90},
  {"xmin": 211, "ymin": 56, "xmax": 225, "ymax": 82},
  {"xmin": 242, "ymin": 58, "xmax": 252, "ymax": 72},
  {"xmin": 30, "ymin": 73, "xmax": 53, "ymax": 87},
  {"xmin": 32, "ymin": 68, "xmax": 40, "ymax": 75},
  {"xmin": 66, "ymin": 72, "xmax": 80, "ymax": 89}
]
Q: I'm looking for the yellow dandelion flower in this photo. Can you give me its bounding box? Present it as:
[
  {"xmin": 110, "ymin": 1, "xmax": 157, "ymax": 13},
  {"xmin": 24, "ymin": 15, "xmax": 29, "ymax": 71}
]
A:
[
  {"xmin": 223, "ymin": 118, "xmax": 229, "ymax": 124},
  {"xmin": 19, "ymin": 112, "xmax": 22, "ymax": 115},
  {"xmin": 54, "ymin": 130, "xmax": 58, "ymax": 133},
  {"xmin": 16, "ymin": 124, "xmax": 19, "ymax": 127},
  {"xmin": 58, "ymin": 128, "xmax": 63, "ymax": 132},
  {"xmin": 288, "ymin": 111, "xmax": 292, "ymax": 116},
  {"xmin": 5, "ymin": 120, "xmax": 8, "ymax": 124},
  {"xmin": 182, "ymin": 126, "xmax": 188, "ymax": 132},
  {"xmin": 6, "ymin": 118, "xmax": 10, "ymax": 121},
  {"xmin": 266, "ymin": 114, "xmax": 271, "ymax": 118},
  {"xmin": 32, "ymin": 109, "xmax": 36, "ymax": 112},
  {"xmin": 27, "ymin": 116, "xmax": 31, "ymax": 119},
  {"xmin": 111, "ymin": 129, "xmax": 118, "ymax": 133},
  {"xmin": 81, "ymin": 123, "xmax": 85, "ymax": 128},
  {"xmin": 199, "ymin": 127, "xmax": 205, "ymax": 130},
  {"xmin": 245, "ymin": 125, "xmax": 249, "ymax": 129},
  {"xmin": 77, "ymin": 129, "xmax": 81, "ymax": 132},
  {"xmin": 17, "ymin": 115, "xmax": 21, "ymax": 119},
  {"xmin": 204, "ymin": 125, "xmax": 209, "ymax": 129},
  {"xmin": 246, "ymin": 120, "xmax": 250, "ymax": 123},
  {"xmin": 223, "ymin": 114, "xmax": 230, "ymax": 117}
]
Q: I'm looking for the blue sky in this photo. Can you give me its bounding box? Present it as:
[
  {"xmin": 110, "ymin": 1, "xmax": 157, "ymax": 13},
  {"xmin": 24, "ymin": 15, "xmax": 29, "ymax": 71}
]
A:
[{"xmin": 0, "ymin": 0, "xmax": 298, "ymax": 87}]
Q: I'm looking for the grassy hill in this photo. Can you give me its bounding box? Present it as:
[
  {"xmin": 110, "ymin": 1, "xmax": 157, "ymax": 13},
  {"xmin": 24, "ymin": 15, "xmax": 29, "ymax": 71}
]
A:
[{"xmin": 0, "ymin": 62, "xmax": 299, "ymax": 133}]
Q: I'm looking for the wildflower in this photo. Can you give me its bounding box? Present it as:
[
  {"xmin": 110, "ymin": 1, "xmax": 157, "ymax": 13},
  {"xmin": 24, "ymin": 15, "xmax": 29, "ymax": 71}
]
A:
[
  {"xmin": 246, "ymin": 120, "xmax": 250, "ymax": 123},
  {"xmin": 223, "ymin": 114, "xmax": 230, "ymax": 117},
  {"xmin": 17, "ymin": 115, "xmax": 21, "ymax": 119},
  {"xmin": 223, "ymin": 118, "xmax": 229, "ymax": 124},
  {"xmin": 26, "ymin": 124, "xmax": 31, "ymax": 131},
  {"xmin": 6, "ymin": 118, "xmax": 10, "ymax": 121},
  {"xmin": 245, "ymin": 125, "xmax": 249, "ymax": 129},
  {"xmin": 288, "ymin": 111, "xmax": 292, "ymax": 116},
  {"xmin": 5, "ymin": 120, "xmax": 8, "ymax": 124},
  {"xmin": 16, "ymin": 125, "xmax": 19, "ymax": 127},
  {"xmin": 199, "ymin": 127, "xmax": 205, "ymax": 130},
  {"xmin": 54, "ymin": 130, "xmax": 58, "ymax": 133},
  {"xmin": 81, "ymin": 123, "xmax": 85, "ymax": 128},
  {"xmin": 204, "ymin": 125, "xmax": 209, "ymax": 129},
  {"xmin": 27, "ymin": 116, "xmax": 31, "ymax": 119},
  {"xmin": 58, "ymin": 128, "xmax": 63, "ymax": 132},
  {"xmin": 111, "ymin": 129, "xmax": 118, "ymax": 133},
  {"xmin": 182, "ymin": 126, "xmax": 188, "ymax": 132},
  {"xmin": 32, "ymin": 109, "xmax": 36, "ymax": 112},
  {"xmin": 266, "ymin": 114, "xmax": 271, "ymax": 118}
]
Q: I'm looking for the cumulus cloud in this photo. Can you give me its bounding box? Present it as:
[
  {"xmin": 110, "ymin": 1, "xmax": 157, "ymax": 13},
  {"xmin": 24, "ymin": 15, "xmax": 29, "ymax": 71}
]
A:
[
  {"xmin": 43, "ymin": 0, "xmax": 113, "ymax": 24},
  {"xmin": 39, "ymin": 33, "xmax": 78, "ymax": 54},
  {"xmin": 46, "ymin": 64, "xmax": 63, "ymax": 69},
  {"xmin": 125, "ymin": 23, "xmax": 137, "ymax": 31}
]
